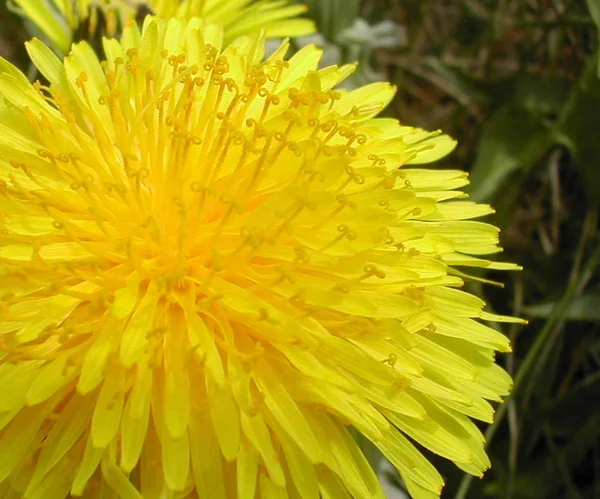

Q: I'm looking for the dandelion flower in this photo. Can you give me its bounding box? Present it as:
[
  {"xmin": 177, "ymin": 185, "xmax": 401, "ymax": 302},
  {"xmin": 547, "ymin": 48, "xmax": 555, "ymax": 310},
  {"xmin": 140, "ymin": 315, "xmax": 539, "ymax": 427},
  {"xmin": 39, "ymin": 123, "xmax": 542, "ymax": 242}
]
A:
[
  {"xmin": 11, "ymin": 0, "xmax": 315, "ymax": 55},
  {"xmin": 0, "ymin": 16, "xmax": 520, "ymax": 499}
]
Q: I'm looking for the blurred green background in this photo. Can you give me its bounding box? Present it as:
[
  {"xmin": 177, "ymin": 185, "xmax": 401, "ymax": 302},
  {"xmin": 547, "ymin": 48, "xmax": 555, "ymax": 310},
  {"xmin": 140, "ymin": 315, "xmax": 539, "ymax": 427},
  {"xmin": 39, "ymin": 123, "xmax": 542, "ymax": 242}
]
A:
[{"xmin": 1, "ymin": 0, "xmax": 599, "ymax": 497}]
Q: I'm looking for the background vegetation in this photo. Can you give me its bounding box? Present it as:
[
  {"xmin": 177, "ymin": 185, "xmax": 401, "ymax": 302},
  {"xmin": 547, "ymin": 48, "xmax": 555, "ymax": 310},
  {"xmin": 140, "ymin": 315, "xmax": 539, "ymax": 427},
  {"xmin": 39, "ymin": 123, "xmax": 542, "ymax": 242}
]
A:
[{"xmin": 1, "ymin": 0, "xmax": 599, "ymax": 497}]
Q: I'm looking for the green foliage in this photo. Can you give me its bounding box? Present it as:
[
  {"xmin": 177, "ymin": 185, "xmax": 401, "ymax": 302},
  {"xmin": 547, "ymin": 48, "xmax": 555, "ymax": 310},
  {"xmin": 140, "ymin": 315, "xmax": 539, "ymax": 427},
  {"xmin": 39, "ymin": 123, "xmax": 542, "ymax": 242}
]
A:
[
  {"xmin": 525, "ymin": 293, "xmax": 600, "ymax": 321},
  {"xmin": 555, "ymin": 56, "xmax": 600, "ymax": 207},
  {"xmin": 302, "ymin": 0, "xmax": 361, "ymax": 39},
  {"xmin": 468, "ymin": 101, "xmax": 552, "ymax": 203}
]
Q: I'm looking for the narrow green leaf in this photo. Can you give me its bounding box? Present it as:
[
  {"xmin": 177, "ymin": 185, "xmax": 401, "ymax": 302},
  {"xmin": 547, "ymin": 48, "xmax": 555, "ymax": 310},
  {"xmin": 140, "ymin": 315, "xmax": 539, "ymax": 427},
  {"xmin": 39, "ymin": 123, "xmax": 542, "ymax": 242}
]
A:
[
  {"xmin": 426, "ymin": 59, "xmax": 490, "ymax": 106},
  {"xmin": 554, "ymin": 55, "xmax": 600, "ymax": 207},
  {"xmin": 585, "ymin": 0, "xmax": 600, "ymax": 77},
  {"xmin": 524, "ymin": 294, "xmax": 600, "ymax": 321},
  {"xmin": 585, "ymin": 0, "xmax": 600, "ymax": 28},
  {"xmin": 468, "ymin": 103, "xmax": 550, "ymax": 202},
  {"xmin": 303, "ymin": 0, "xmax": 360, "ymax": 39}
]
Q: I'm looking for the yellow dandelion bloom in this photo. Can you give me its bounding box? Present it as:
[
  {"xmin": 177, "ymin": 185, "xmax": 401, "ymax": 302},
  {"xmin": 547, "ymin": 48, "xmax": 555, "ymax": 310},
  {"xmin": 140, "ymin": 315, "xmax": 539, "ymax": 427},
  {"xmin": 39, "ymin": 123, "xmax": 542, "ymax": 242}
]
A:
[
  {"xmin": 0, "ymin": 16, "xmax": 520, "ymax": 499},
  {"xmin": 12, "ymin": 0, "xmax": 315, "ymax": 55}
]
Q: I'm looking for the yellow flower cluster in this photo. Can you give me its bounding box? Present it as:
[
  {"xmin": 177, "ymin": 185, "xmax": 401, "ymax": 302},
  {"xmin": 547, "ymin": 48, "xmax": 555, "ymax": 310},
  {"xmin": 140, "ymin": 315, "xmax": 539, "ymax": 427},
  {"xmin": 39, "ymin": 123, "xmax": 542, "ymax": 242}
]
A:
[{"xmin": 0, "ymin": 6, "xmax": 520, "ymax": 499}]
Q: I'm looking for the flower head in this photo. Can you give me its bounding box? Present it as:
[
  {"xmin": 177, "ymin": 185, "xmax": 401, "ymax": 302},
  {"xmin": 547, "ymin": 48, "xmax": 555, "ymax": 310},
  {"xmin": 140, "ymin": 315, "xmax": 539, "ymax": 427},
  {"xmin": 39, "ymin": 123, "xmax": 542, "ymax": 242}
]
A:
[
  {"xmin": 0, "ymin": 16, "xmax": 519, "ymax": 499},
  {"xmin": 12, "ymin": 0, "xmax": 315, "ymax": 54}
]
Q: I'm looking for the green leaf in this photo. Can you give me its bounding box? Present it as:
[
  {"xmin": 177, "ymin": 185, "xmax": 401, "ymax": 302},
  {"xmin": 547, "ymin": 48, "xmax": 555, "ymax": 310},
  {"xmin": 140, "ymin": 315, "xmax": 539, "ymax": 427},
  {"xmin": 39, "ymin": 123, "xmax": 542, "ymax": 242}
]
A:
[
  {"xmin": 426, "ymin": 59, "xmax": 490, "ymax": 106},
  {"xmin": 513, "ymin": 75, "xmax": 571, "ymax": 117},
  {"xmin": 467, "ymin": 75, "xmax": 570, "ymax": 204},
  {"xmin": 554, "ymin": 56, "xmax": 600, "ymax": 207},
  {"xmin": 586, "ymin": 0, "xmax": 600, "ymax": 74},
  {"xmin": 524, "ymin": 294, "xmax": 600, "ymax": 321},
  {"xmin": 468, "ymin": 102, "xmax": 551, "ymax": 202},
  {"xmin": 302, "ymin": 0, "xmax": 360, "ymax": 40}
]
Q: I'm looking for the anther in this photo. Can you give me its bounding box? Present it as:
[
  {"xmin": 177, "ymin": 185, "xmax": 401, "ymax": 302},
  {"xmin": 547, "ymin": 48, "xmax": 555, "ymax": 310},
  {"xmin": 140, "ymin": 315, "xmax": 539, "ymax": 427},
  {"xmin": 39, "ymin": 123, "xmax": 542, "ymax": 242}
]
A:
[
  {"xmin": 293, "ymin": 246, "xmax": 309, "ymax": 264},
  {"xmin": 382, "ymin": 353, "xmax": 397, "ymax": 367},
  {"xmin": 258, "ymin": 308, "xmax": 269, "ymax": 321}
]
